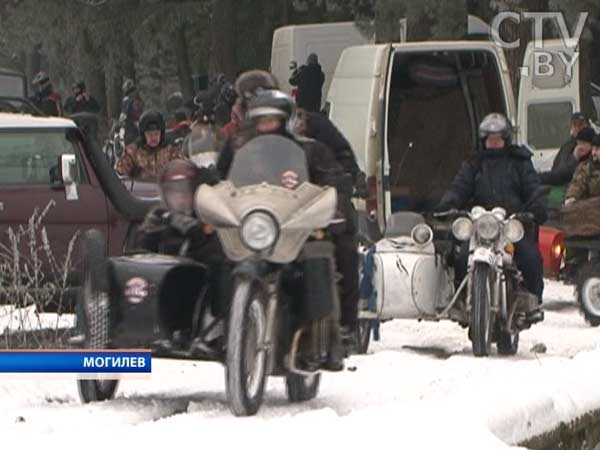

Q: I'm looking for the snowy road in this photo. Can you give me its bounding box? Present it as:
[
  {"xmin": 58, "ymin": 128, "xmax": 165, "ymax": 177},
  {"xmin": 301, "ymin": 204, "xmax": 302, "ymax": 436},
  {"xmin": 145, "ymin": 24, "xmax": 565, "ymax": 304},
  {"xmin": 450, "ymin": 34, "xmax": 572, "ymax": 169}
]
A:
[{"xmin": 2, "ymin": 281, "xmax": 600, "ymax": 449}]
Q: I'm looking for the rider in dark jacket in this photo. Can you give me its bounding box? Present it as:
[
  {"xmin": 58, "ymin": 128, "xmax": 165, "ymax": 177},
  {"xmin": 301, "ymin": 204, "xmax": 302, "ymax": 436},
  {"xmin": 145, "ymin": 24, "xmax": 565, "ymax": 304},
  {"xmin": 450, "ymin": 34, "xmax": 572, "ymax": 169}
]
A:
[{"xmin": 437, "ymin": 113, "xmax": 547, "ymax": 323}]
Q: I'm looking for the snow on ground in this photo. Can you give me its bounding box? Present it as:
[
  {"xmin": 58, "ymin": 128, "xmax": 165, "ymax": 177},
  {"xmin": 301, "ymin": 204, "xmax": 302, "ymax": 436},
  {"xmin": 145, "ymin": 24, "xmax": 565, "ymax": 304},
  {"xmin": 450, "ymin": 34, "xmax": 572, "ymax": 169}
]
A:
[
  {"xmin": 0, "ymin": 305, "xmax": 74, "ymax": 333},
  {"xmin": 0, "ymin": 280, "xmax": 599, "ymax": 450}
]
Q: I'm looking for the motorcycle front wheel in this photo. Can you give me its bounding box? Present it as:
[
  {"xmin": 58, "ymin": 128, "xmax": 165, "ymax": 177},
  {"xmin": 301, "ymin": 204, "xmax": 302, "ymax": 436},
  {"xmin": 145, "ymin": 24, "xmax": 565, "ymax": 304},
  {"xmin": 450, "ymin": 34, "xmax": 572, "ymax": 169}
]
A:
[
  {"xmin": 225, "ymin": 278, "xmax": 268, "ymax": 416},
  {"xmin": 469, "ymin": 263, "xmax": 494, "ymax": 357}
]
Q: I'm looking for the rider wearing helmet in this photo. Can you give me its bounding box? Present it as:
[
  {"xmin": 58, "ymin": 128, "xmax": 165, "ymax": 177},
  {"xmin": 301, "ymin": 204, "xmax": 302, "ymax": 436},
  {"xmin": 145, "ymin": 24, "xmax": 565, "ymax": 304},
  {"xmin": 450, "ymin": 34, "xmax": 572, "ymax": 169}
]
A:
[
  {"xmin": 220, "ymin": 70, "xmax": 279, "ymax": 139},
  {"xmin": 436, "ymin": 113, "xmax": 547, "ymax": 323},
  {"xmin": 216, "ymin": 88, "xmax": 350, "ymax": 369},
  {"xmin": 63, "ymin": 80, "xmax": 100, "ymax": 115},
  {"xmin": 116, "ymin": 110, "xmax": 182, "ymax": 181},
  {"xmin": 137, "ymin": 159, "xmax": 228, "ymax": 344},
  {"xmin": 119, "ymin": 78, "xmax": 145, "ymax": 145},
  {"xmin": 30, "ymin": 71, "xmax": 63, "ymax": 117}
]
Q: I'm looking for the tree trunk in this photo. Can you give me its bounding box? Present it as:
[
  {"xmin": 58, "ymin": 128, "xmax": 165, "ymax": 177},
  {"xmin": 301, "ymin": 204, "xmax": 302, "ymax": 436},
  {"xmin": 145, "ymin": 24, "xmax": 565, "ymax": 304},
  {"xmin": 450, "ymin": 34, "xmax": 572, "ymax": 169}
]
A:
[
  {"xmin": 208, "ymin": 0, "xmax": 237, "ymax": 79},
  {"xmin": 175, "ymin": 24, "xmax": 194, "ymax": 99}
]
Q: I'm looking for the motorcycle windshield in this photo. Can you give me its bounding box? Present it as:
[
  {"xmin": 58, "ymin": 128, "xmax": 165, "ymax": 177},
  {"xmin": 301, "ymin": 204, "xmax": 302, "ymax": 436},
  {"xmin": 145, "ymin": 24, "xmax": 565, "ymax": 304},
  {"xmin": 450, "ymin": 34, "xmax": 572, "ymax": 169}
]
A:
[
  {"xmin": 228, "ymin": 135, "xmax": 309, "ymax": 188},
  {"xmin": 183, "ymin": 123, "xmax": 218, "ymax": 167}
]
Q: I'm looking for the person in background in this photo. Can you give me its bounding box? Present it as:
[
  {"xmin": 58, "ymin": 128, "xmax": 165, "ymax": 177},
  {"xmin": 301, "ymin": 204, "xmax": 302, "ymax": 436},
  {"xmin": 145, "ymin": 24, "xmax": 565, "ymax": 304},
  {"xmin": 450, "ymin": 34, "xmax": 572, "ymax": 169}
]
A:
[
  {"xmin": 30, "ymin": 71, "xmax": 63, "ymax": 117},
  {"xmin": 116, "ymin": 110, "xmax": 182, "ymax": 181},
  {"xmin": 119, "ymin": 78, "xmax": 145, "ymax": 145},
  {"xmin": 539, "ymin": 113, "xmax": 591, "ymax": 186},
  {"xmin": 289, "ymin": 53, "xmax": 325, "ymax": 113},
  {"xmin": 63, "ymin": 81, "xmax": 100, "ymax": 115},
  {"xmin": 564, "ymin": 133, "xmax": 600, "ymax": 205}
]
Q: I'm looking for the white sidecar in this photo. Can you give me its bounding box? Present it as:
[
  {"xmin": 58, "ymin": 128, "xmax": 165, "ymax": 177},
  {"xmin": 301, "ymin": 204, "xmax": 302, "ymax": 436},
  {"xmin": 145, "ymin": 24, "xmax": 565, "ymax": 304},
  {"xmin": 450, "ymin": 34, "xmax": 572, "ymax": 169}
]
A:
[{"xmin": 359, "ymin": 212, "xmax": 455, "ymax": 322}]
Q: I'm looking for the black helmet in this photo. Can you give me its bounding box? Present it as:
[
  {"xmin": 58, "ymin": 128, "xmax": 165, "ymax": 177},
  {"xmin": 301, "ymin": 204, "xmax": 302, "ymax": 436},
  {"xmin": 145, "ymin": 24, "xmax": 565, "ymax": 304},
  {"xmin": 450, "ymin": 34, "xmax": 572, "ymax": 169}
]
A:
[
  {"xmin": 479, "ymin": 113, "xmax": 513, "ymax": 142},
  {"xmin": 72, "ymin": 80, "xmax": 86, "ymax": 92},
  {"xmin": 234, "ymin": 70, "xmax": 279, "ymax": 103},
  {"xmin": 159, "ymin": 159, "xmax": 201, "ymax": 214},
  {"xmin": 139, "ymin": 110, "xmax": 165, "ymax": 147},
  {"xmin": 122, "ymin": 78, "xmax": 136, "ymax": 96},
  {"xmin": 592, "ymin": 134, "xmax": 600, "ymax": 147},
  {"xmin": 576, "ymin": 127, "xmax": 596, "ymax": 144}
]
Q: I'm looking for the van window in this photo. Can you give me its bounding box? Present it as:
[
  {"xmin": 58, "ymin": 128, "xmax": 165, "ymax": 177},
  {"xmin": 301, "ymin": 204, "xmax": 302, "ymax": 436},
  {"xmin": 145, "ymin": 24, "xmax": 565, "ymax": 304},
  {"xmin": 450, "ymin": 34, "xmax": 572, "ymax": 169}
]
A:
[
  {"xmin": 0, "ymin": 129, "xmax": 85, "ymax": 185},
  {"xmin": 531, "ymin": 52, "xmax": 571, "ymax": 90},
  {"xmin": 0, "ymin": 74, "xmax": 25, "ymax": 97},
  {"xmin": 527, "ymin": 102, "xmax": 572, "ymax": 150}
]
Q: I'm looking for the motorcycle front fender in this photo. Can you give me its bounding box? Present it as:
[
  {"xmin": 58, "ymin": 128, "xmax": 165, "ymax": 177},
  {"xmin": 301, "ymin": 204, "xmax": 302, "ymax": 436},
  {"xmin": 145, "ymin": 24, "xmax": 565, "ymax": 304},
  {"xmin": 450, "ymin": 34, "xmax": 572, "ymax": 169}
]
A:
[{"xmin": 471, "ymin": 247, "xmax": 495, "ymax": 267}]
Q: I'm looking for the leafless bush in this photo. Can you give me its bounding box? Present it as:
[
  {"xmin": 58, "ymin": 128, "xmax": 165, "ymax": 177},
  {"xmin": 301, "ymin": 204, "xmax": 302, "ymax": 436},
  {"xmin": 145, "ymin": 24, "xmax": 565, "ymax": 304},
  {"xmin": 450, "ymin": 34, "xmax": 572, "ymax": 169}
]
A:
[{"xmin": 0, "ymin": 200, "xmax": 79, "ymax": 349}]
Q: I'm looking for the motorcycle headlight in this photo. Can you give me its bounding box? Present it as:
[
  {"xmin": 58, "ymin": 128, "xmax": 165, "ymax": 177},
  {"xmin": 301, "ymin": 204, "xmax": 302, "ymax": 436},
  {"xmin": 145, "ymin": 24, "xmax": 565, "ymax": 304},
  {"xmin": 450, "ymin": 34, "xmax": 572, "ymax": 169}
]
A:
[
  {"xmin": 504, "ymin": 219, "xmax": 524, "ymax": 243},
  {"xmin": 475, "ymin": 214, "xmax": 500, "ymax": 240},
  {"xmin": 471, "ymin": 206, "xmax": 486, "ymax": 220},
  {"xmin": 452, "ymin": 217, "xmax": 473, "ymax": 241},
  {"xmin": 240, "ymin": 211, "xmax": 278, "ymax": 251},
  {"xmin": 411, "ymin": 224, "xmax": 433, "ymax": 246},
  {"xmin": 492, "ymin": 207, "xmax": 507, "ymax": 221}
]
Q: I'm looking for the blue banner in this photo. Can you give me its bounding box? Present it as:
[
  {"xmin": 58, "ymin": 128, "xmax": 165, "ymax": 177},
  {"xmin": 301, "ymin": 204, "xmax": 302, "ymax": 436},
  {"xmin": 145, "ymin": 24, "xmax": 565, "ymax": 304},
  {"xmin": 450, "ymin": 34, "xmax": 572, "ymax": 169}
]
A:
[{"xmin": 0, "ymin": 351, "xmax": 152, "ymax": 373}]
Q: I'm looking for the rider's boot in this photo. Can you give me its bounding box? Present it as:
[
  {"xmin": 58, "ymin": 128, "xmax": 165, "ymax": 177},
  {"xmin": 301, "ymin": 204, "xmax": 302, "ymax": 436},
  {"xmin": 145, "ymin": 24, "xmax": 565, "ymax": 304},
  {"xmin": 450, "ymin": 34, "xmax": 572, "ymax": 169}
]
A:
[
  {"xmin": 516, "ymin": 290, "xmax": 544, "ymax": 325},
  {"xmin": 340, "ymin": 323, "xmax": 359, "ymax": 356}
]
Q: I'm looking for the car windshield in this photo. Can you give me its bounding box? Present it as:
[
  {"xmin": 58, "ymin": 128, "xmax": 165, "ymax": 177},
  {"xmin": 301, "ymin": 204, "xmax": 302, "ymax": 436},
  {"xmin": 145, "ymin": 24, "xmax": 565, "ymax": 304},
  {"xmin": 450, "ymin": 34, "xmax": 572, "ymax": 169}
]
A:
[
  {"xmin": 228, "ymin": 134, "xmax": 309, "ymax": 188},
  {"xmin": 0, "ymin": 128, "xmax": 81, "ymax": 184},
  {"xmin": 0, "ymin": 74, "xmax": 25, "ymax": 97}
]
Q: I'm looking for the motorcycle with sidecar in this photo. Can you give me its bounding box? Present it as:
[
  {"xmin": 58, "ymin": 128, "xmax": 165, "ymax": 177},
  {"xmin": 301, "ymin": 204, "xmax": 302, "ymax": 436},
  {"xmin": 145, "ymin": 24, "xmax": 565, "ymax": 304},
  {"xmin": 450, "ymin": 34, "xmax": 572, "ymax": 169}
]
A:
[
  {"xmin": 357, "ymin": 205, "xmax": 542, "ymax": 357},
  {"xmin": 72, "ymin": 135, "xmax": 345, "ymax": 416}
]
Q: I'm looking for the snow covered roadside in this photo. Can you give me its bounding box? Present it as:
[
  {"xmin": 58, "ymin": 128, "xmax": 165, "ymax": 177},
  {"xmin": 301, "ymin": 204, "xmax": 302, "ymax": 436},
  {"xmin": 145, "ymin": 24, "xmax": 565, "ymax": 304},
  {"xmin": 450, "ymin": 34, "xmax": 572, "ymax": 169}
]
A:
[{"xmin": 0, "ymin": 281, "xmax": 598, "ymax": 449}]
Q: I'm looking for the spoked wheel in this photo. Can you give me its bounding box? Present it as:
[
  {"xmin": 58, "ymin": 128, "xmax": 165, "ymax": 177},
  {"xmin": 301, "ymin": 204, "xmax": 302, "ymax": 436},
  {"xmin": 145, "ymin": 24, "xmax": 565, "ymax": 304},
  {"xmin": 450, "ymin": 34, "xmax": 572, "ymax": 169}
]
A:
[
  {"xmin": 469, "ymin": 263, "xmax": 494, "ymax": 357},
  {"xmin": 285, "ymin": 372, "xmax": 321, "ymax": 403},
  {"xmin": 76, "ymin": 230, "xmax": 119, "ymax": 403},
  {"xmin": 577, "ymin": 263, "xmax": 600, "ymax": 327},
  {"xmin": 225, "ymin": 279, "xmax": 268, "ymax": 416},
  {"xmin": 356, "ymin": 319, "xmax": 372, "ymax": 355}
]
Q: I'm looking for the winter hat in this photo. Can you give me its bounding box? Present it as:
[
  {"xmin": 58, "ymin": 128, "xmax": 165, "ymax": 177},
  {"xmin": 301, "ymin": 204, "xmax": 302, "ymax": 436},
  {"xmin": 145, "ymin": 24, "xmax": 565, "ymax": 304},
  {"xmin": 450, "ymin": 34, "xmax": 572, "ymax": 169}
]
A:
[{"xmin": 576, "ymin": 127, "xmax": 596, "ymax": 143}]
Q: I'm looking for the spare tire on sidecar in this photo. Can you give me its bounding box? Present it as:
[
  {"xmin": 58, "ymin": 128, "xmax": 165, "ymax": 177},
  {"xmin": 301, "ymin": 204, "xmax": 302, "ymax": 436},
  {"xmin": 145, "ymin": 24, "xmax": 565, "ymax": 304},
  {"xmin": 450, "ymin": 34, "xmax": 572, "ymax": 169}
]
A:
[{"xmin": 558, "ymin": 197, "xmax": 600, "ymax": 327}]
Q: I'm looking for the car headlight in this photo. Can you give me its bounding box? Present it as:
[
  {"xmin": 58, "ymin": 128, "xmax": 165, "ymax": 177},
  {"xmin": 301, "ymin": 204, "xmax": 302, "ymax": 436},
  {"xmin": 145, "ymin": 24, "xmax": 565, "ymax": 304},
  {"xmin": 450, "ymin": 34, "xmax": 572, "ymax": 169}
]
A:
[
  {"xmin": 452, "ymin": 217, "xmax": 473, "ymax": 241},
  {"xmin": 475, "ymin": 214, "xmax": 500, "ymax": 240},
  {"xmin": 504, "ymin": 219, "xmax": 524, "ymax": 243},
  {"xmin": 411, "ymin": 224, "xmax": 433, "ymax": 246},
  {"xmin": 240, "ymin": 211, "xmax": 278, "ymax": 251}
]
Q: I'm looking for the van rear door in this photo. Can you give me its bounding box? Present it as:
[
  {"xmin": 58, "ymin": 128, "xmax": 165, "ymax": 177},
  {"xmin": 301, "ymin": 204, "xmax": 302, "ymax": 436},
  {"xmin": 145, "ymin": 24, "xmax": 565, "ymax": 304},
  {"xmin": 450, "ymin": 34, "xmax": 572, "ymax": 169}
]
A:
[
  {"xmin": 326, "ymin": 44, "xmax": 392, "ymax": 229},
  {"xmin": 517, "ymin": 39, "xmax": 580, "ymax": 171}
]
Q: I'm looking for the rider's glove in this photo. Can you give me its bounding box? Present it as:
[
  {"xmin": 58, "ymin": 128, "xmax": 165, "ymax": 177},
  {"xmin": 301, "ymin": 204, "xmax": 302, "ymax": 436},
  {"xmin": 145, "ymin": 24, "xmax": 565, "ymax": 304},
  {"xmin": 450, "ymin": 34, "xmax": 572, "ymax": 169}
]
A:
[{"xmin": 169, "ymin": 213, "xmax": 198, "ymax": 236}]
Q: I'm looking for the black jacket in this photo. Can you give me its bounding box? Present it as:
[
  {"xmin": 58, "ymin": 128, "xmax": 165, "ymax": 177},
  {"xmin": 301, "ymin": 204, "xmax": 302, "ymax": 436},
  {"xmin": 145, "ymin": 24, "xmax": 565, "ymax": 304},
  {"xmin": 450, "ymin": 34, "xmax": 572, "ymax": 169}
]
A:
[
  {"xmin": 289, "ymin": 63, "xmax": 325, "ymax": 113},
  {"xmin": 64, "ymin": 94, "xmax": 100, "ymax": 115},
  {"xmin": 539, "ymin": 136, "xmax": 578, "ymax": 186},
  {"xmin": 301, "ymin": 110, "xmax": 361, "ymax": 184},
  {"xmin": 439, "ymin": 145, "xmax": 548, "ymax": 225}
]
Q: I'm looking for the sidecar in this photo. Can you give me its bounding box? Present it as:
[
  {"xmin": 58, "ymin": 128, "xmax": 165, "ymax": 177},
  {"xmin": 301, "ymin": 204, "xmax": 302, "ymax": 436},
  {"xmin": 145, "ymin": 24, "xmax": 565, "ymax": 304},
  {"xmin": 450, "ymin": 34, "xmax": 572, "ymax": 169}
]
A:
[
  {"xmin": 73, "ymin": 229, "xmax": 218, "ymax": 403},
  {"xmin": 357, "ymin": 212, "xmax": 457, "ymax": 351}
]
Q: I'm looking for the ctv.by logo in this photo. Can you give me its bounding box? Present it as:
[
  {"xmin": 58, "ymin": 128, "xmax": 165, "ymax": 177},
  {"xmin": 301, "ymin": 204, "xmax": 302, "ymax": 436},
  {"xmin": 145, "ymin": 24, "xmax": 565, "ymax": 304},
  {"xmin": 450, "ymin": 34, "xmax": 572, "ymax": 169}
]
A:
[{"xmin": 490, "ymin": 12, "xmax": 589, "ymax": 78}]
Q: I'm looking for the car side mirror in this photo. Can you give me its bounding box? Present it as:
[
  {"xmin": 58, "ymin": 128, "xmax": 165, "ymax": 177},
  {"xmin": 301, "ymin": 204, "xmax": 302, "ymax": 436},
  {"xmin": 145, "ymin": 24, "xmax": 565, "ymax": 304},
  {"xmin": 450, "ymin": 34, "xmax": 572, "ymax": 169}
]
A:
[{"xmin": 58, "ymin": 154, "xmax": 79, "ymax": 200}]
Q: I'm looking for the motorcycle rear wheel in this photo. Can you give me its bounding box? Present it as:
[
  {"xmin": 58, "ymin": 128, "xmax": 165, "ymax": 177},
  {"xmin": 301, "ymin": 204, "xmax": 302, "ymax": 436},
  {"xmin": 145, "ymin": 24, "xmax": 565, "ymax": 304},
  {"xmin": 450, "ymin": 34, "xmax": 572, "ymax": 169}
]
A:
[{"xmin": 577, "ymin": 262, "xmax": 600, "ymax": 327}]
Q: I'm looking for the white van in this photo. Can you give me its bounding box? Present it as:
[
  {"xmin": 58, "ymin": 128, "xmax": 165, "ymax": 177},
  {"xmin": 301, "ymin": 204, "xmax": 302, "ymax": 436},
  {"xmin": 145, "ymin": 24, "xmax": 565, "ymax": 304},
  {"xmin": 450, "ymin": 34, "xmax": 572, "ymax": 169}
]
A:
[
  {"xmin": 270, "ymin": 22, "xmax": 372, "ymax": 105},
  {"xmin": 326, "ymin": 39, "xmax": 582, "ymax": 230}
]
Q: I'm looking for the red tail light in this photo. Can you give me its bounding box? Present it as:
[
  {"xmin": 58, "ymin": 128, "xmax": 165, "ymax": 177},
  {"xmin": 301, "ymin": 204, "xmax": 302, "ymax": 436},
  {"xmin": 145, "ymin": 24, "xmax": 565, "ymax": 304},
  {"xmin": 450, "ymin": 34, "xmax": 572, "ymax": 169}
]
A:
[
  {"xmin": 538, "ymin": 226, "xmax": 564, "ymax": 278},
  {"xmin": 366, "ymin": 176, "xmax": 378, "ymax": 219}
]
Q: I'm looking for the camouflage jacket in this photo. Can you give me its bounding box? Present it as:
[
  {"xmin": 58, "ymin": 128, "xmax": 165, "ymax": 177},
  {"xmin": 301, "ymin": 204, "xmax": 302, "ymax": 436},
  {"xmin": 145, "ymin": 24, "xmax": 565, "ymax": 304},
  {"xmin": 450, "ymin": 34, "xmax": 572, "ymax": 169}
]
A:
[
  {"xmin": 116, "ymin": 143, "xmax": 183, "ymax": 181},
  {"xmin": 565, "ymin": 159, "xmax": 600, "ymax": 201}
]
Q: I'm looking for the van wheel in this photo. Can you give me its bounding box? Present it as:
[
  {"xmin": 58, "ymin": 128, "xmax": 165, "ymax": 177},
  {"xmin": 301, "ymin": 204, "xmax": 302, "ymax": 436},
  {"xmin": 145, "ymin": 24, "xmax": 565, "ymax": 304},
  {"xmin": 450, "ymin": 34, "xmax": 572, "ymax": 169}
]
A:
[
  {"xmin": 577, "ymin": 262, "xmax": 600, "ymax": 327},
  {"xmin": 76, "ymin": 230, "xmax": 119, "ymax": 403}
]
